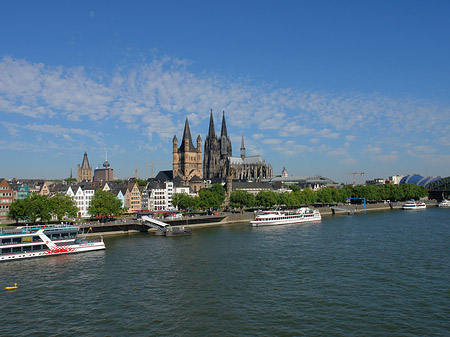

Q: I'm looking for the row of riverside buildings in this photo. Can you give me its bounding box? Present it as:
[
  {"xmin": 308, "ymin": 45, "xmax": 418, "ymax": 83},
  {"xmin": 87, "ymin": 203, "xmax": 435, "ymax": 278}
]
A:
[{"xmin": 0, "ymin": 177, "xmax": 190, "ymax": 221}]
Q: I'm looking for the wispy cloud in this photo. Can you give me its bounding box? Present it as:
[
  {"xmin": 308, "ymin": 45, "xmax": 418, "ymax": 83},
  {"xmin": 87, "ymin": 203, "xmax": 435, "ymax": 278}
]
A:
[{"xmin": 1, "ymin": 55, "xmax": 450, "ymax": 172}]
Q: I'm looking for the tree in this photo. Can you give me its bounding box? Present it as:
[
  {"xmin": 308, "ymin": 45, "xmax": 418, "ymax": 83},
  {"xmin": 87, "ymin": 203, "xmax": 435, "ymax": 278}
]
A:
[
  {"xmin": 7, "ymin": 199, "xmax": 27, "ymax": 223},
  {"xmin": 88, "ymin": 190, "xmax": 123, "ymax": 217},
  {"xmin": 172, "ymin": 193, "xmax": 197, "ymax": 210},
  {"xmin": 230, "ymin": 190, "xmax": 255, "ymax": 209},
  {"xmin": 198, "ymin": 188, "xmax": 222, "ymax": 209},
  {"xmin": 289, "ymin": 184, "xmax": 300, "ymax": 193},
  {"xmin": 27, "ymin": 194, "xmax": 52, "ymax": 223},
  {"xmin": 255, "ymin": 190, "xmax": 278, "ymax": 208},
  {"xmin": 50, "ymin": 194, "xmax": 78, "ymax": 220}
]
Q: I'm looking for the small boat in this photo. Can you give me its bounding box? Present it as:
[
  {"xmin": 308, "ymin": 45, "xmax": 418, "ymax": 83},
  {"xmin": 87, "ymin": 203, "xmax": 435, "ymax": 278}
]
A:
[
  {"xmin": 0, "ymin": 224, "xmax": 105, "ymax": 262},
  {"xmin": 438, "ymin": 199, "xmax": 450, "ymax": 207},
  {"xmin": 250, "ymin": 207, "xmax": 321, "ymax": 227},
  {"xmin": 402, "ymin": 200, "xmax": 427, "ymax": 210},
  {"xmin": 5, "ymin": 283, "xmax": 18, "ymax": 290},
  {"xmin": 164, "ymin": 226, "xmax": 191, "ymax": 237},
  {"xmin": 140, "ymin": 215, "xmax": 191, "ymax": 236}
]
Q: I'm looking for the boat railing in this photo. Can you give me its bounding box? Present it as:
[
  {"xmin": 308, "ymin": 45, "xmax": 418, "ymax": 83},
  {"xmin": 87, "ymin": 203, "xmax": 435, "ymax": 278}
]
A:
[{"xmin": 1, "ymin": 223, "xmax": 79, "ymax": 236}]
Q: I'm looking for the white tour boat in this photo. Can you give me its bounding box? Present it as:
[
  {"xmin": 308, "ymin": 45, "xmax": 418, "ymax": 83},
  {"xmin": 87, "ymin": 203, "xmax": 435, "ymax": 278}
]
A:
[
  {"xmin": 438, "ymin": 199, "xmax": 450, "ymax": 207},
  {"xmin": 0, "ymin": 224, "xmax": 105, "ymax": 262},
  {"xmin": 402, "ymin": 200, "xmax": 427, "ymax": 210},
  {"xmin": 250, "ymin": 207, "xmax": 321, "ymax": 227}
]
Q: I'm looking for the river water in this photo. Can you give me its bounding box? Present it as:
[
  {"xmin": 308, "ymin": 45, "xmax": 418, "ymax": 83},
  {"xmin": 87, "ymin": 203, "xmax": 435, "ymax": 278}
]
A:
[{"xmin": 1, "ymin": 208, "xmax": 449, "ymax": 336}]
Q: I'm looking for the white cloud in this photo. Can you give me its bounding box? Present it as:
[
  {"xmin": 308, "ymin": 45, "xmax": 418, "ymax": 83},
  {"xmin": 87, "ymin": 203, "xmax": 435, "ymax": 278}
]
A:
[{"xmin": 1, "ymin": 55, "xmax": 450, "ymax": 170}]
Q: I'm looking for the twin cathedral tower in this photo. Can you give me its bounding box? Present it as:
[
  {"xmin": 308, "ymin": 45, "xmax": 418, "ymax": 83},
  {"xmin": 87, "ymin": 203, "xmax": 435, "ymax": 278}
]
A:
[{"xmin": 172, "ymin": 110, "xmax": 273, "ymax": 188}]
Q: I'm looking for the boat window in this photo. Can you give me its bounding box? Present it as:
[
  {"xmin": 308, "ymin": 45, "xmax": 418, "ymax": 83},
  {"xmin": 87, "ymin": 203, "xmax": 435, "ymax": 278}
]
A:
[
  {"xmin": 12, "ymin": 247, "xmax": 22, "ymax": 252},
  {"xmin": 2, "ymin": 238, "xmax": 12, "ymax": 245},
  {"xmin": 12, "ymin": 237, "xmax": 22, "ymax": 244},
  {"xmin": 33, "ymin": 236, "xmax": 42, "ymax": 242},
  {"xmin": 33, "ymin": 245, "xmax": 44, "ymax": 251},
  {"xmin": 1, "ymin": 248, "xmax": 12, "ymax": 254}
]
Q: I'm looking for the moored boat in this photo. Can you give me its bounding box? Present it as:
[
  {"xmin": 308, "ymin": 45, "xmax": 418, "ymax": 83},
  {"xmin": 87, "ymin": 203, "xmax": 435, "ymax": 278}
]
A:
[
  {"xmin": 402, "ymin": 200, "xmax": 427, "ymax": 210},
  {"xmin": 250, "ymin": 207, "xmax": 321, "ymax": 227},
  {"xmin": 438, "ymin": 199, "xmax": 450, "ymax": 207},
  {"xmin": 0, "ymin": 224, "xmax": 105, "ymax": 262}
]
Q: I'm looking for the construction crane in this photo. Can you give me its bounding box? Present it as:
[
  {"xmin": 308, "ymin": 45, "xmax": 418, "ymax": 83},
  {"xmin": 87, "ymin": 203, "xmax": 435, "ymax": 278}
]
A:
[
  {"xmin": 346, "ymin": 172, "xmax": 365, "ymax": 185},
  {"xmin": 359, "ymin": 172, "xmax": 365, "ymax": 185},
  {"xmin": 346, "ymin": 172, "xmax": 357, "ymax": 186},
  {"xmin": 144, "ymin": 161, "xmax": 172, "ymax": 178}
]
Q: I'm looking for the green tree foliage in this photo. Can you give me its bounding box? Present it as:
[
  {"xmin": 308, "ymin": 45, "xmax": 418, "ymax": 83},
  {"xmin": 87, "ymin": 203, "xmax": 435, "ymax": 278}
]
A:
[
  {"xmin": 346, "ymin": 183, "xmax": 427, "ymax": 202},
  {"xmin": 289, "ymin": 184, "xmax": 300, "ymax": 193},
  {"xmin": 50, "ymin": 194, "xmax": 78, "ymax": 220},
  {"xmin": 136, "ymin": 178, "xmax": 148, "ymax": 187},
  {"xmin": 88, "ymin": 190, "xmax": 123, "ymax": 217},
  {"xmin": 255, "ymin": 190, "xmax": 279, "ymax": 208},
  {"xmin": 229, "ymin": 190, "xmax": 255, "ymax": 209},
  {"xmin": 198, "ymin": 188, "xmax": 223, "ymax": 209},
  {"xmin": 172, "ymin": 193, "xmax": 198, "ymax": 210},
  {"xmin": 7, "ymin": 199, "xmax": 27, "ymax": 223},
  {"xmin": 7, "ymin": 194, "xmax": 52, "ymax": 223}
]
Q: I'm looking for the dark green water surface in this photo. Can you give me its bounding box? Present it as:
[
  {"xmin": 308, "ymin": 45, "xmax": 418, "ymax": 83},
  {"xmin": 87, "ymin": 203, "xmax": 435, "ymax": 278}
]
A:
[{"xmin": 1, "ymin": 208, "xmax": 449, "ymax": 336}]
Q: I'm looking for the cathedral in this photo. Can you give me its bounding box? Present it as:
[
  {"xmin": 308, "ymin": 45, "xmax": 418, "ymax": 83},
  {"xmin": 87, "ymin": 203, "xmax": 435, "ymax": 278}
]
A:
[
  {"xmin": 203, "ymin": 110, "xmax": 273, "ymax": 182},
  {"xmin": 203, "ymin": 110, "xmax": 232, "ymax": 179}
]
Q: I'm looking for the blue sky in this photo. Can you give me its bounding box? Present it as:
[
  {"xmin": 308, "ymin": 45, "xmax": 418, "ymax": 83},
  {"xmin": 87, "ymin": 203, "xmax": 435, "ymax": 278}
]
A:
[{"xmin": 1, "ymin": 1, "xmax": 450, "ymax": 183}]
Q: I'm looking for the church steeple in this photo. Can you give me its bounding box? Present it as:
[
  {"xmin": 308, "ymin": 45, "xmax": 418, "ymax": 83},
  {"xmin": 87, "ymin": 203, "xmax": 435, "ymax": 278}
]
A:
[
  {"xmin": 182, "ymin": 118, "xmax": 193, "ymax": 143},
  {"xmin": 81, "ymin": 152, "xmax": 90, "ymax": 169},
  {"xmin": 220, "ymin": 110, "xmax": 228, "ymax": 137},
  {"xmin": 181, "ymin": 117, "xmax": 194, "ymax": 151},
  {"xmin": 240, "ymin": 135, "xmax": 246, "ymax": 159},
  {"xmin": 208, "ymin": 109, "xmax": 215, "ymax": 138}
]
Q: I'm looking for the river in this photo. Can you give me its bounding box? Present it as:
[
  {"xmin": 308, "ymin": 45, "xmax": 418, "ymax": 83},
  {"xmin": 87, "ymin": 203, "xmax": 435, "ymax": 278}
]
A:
[{"xmin": 1, "ymin": 207, "xmax": 449, "ymax": 336}]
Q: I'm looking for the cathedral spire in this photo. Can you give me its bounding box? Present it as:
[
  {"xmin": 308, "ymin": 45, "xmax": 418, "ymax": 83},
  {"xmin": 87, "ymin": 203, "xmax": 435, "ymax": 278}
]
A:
[
  {"xmin": 240, "ymin": 135, "xmax": 246, "ymax": 159},
  {"xmin": 208, "ymin": 109, "xmax": 215, "ymax": 138},
  {"xmin": 220, "ymin": 110, "xmax": 228, "ymax": 137}
]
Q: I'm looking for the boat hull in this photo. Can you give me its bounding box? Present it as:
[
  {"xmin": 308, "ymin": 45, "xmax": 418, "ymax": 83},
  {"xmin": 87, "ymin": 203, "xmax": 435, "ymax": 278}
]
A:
[
  {"xmin": 0, "ymin": 241, "xmax": 105, "ymax": 262},
  {"xmin": 251, "ymin": 208, "xmax": 321, "ymax": 227},
  {"xmin": 251, "ymin": 216, "xmax": 321, "ymax": 227}
]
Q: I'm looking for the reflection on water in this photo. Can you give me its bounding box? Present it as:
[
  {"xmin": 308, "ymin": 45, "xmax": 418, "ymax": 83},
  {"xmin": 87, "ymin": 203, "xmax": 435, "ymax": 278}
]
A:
[{"xmin": 1, "ymin": 208, "xmax": 449, "ymax": 336}]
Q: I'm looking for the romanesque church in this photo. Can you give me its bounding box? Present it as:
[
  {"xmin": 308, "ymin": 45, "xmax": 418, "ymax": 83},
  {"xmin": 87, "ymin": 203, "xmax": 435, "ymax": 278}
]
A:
[{"xmin": 172, "ymin": 118, "xmax": 204, "ymax": 192}]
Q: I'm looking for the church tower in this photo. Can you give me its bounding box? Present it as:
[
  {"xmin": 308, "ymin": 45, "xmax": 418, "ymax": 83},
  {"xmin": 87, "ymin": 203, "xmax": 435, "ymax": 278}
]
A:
[
  {"xmin": 173, "ymin": 118, "xmax": 202, "ymax": 183},
  {"xmin": 220, "ymin": 110, "xmax": 232, "ymax": 159},
  {"xmin": 77, "ymin": 152, "xmax": 92, "ymax": 182},
  {"xmin": 203, "ymin": 109, "xmax": 220, "ymax": 179},
  {"xmin": 203, "ymin": 110, "xmax": 233, "ymax": 179}
]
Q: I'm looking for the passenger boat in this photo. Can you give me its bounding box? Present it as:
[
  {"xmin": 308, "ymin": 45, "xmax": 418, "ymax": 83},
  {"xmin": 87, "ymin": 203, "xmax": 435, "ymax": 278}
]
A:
[
  {"xmin": 250, "ymin": 207, "xmax": 321, "ymax": 227},
  {"xmin": 438, "ymin": 199, "xmax": 450, "ymax": 207},
  {"xmin": 0, "ymin": 224, "xmax": 105, "ymax": 262},
  {"xmin": 402, "ymin": 200, "xmax": 427, "ymax": 210}
]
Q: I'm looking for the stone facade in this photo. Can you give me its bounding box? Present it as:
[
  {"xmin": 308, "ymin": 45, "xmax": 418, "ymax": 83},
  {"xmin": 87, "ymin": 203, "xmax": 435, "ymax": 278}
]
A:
[
  {"xmin": 203, "ymin": 112, "xmax": 273, "ymax": 182},
  {"xmin": 203, "ymin": 110, "xmax": 232, "ymax": 179},
  {"xmin": 77, "ymin": 152, "xmax": 92, "ymax": 182},
  {"xmin": 172, "ymin": 118, "xmax": 203, "ymax": 189}
]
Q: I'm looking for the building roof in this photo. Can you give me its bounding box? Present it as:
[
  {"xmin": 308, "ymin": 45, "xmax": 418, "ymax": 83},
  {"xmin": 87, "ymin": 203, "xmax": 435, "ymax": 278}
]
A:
[
  {"xmin": 155, "ymin": 170, "xmax": 173, "ymax": 182},
  {"xmin": 229, "ymin": 155, "xmax": 263, "ymax": 165},
  {"xmin": 231, "ymin": 181, "xmax": 273, "ymax": 191},
  {"xmin": 400, "ymin": 175, "xmax": 441, "ymax": 187}
]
